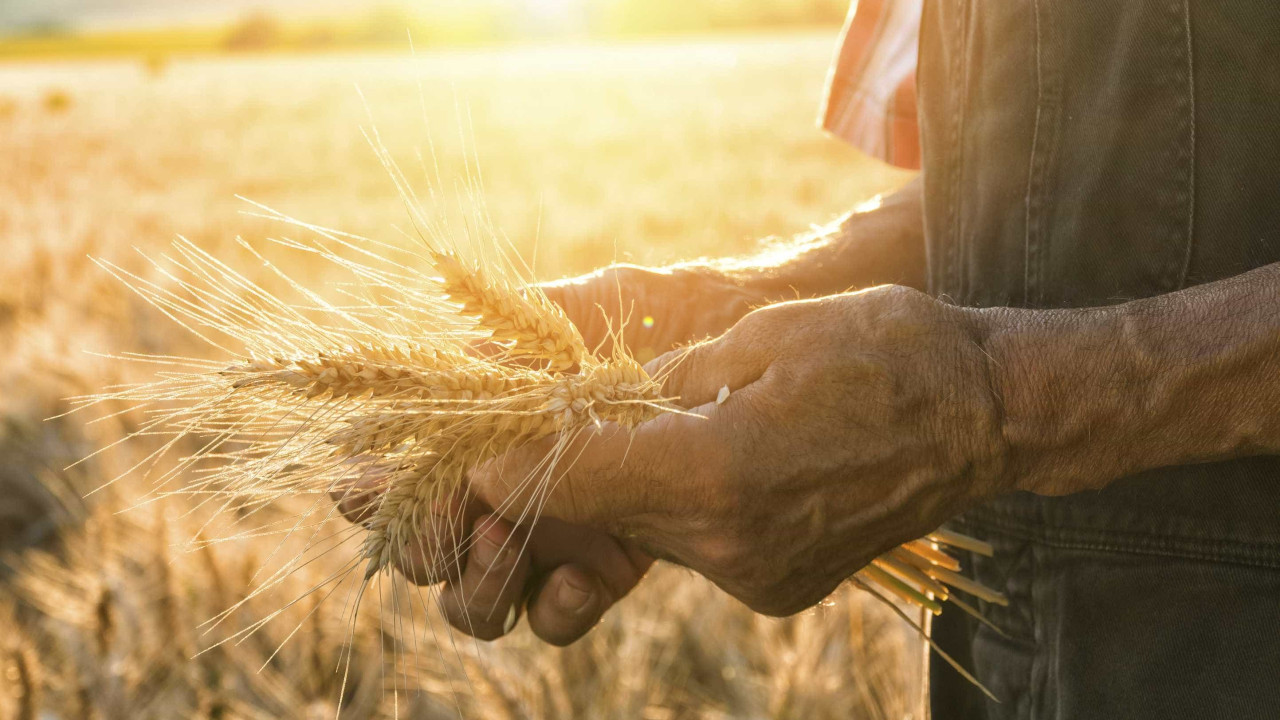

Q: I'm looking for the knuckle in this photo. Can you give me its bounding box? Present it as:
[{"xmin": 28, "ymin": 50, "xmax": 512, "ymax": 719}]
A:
[
  {"xmin": 879, "ymin": 284, "xmax": 937, "ymax": 319},
  {"xmin": 465, "ymin": 621, "xmax": 507, "ymax": 642},
  {"xmin": 752, "ymin": 297, "xmax": 804, "ymax": 325},
  {"xmin": 535, "ymin": 618, "xmax": 591, "ymax": 647},
  {"xmin": 723, "ymin": 310, "xmax": 767, "ymax": 345},
  {"xmin": 398, "ymin": 551, "xmax": 452, "ymax": 586},
  {"xmin": 742, "ymin": 578, "xmax": 828, "ymax": 618},
  {"xmin": 879, "ymin": 283, "xmax": 918, "ymax": 301},
  {"xmin": 585, "ymin": 265, "xmax": 638, "ymax": 303},
  {"xmin": 688, "ymin": 524, "xmax": 757, "ymax": 582},
  {"xmin": 867, "ymin": 283, "xmax": 925, "ymax": 311},
  {"xmin": 599, "ymin": 264, "xmax": 630, "ymax": 285},
  {"xmin": 603, "ymin": 263, "xmax": 646, "ymax": 284},
  {"xmin": 441, "ymin": 596, "xmax": 508, "ymax": 641},
  {"xmin": 746, "ymin": 593, "xmax": 804, "ymax": 618}
]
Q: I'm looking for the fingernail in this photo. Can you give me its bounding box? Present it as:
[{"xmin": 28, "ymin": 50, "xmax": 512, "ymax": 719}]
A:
[
  {"xmin": 557, "ymin": 574, "xmax": 594, "ymax": 613},
  {"xmin": 473, "ymin": 523, "xmax": 509, "ymax": 568}
]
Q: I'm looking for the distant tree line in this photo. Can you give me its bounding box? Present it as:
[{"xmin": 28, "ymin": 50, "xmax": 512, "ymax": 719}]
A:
[
  {"xmin": 222, "ymin": 1, "xmax": 850, "ymax": 52},
  {"xmin": 594, "ymin": 0, "xmax": 850, "ymax": 34}
]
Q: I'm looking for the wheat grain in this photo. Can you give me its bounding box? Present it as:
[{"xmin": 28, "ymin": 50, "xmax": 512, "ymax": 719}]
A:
[
  {"xmin": 227, "ymin": 345, "xmax": 522, "ymax": 400},
  {"xmin": 81, "ymin": 173, "xmax": 1003, "ymax": 708},
  {"xmin": 432, "ymin": 250, "xmax": 590, "ymax": 372},
  {"xmin": 82, "ymin": 221, "xmax": 679, "ymax": 618},
  {"xmin": 351, "ymin": 355, "xmax": 666, "ymax": 578},
  {"xmin": 88, "ymin": 226, "xmax": 1002, "ymax": 627}
]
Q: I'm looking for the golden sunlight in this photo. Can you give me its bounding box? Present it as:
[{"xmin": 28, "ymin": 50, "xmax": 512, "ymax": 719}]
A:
[{"xmin": 517, "ymin": 0, "xmax": 591, "ymax": 23}]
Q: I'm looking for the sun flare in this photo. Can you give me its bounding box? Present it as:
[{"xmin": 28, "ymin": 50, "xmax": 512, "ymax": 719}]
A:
[{"xmin": 517, "ymin": 0, "xmax": 589, "ymax": 23}]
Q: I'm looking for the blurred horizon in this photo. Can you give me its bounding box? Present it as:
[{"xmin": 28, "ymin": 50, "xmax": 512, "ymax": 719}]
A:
[
  {"xmin": 0, "ymin": 19, "xmax": 922, "ymax": 715},
  {"xmin": 0, "ymin": 0, "xmax": 851, "ymax": 58}
]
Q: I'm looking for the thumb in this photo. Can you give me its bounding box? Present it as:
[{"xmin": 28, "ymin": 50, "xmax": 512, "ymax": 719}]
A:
[
  {"xmin": 468, "ymin": 422, "xmax": 644, "ymax": 528},
  {"xmin": 469, "ymin": 339, "xmax": 756, "ymax": 527},
  {"xmin": 645, "ymin": 322, "xmax": 771, "ymax": 409},
  {"xmin": 469, "ymin": 314, "xmax": 771, "ymax": 528}
]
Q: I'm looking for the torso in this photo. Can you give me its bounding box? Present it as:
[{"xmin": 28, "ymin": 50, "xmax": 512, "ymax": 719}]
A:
[{"xmin": 918, "ymin": 2, "xmax": 1280, "ymax": 717}]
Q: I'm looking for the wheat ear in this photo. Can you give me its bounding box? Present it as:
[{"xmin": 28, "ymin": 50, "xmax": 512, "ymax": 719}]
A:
[
  {"xmin": 81, "ymin": 183, "xmax": 1007, "ymax": 710},
  {"xmin": 432, "ymin": 250, "xmax": 590, "ymax": 372}
]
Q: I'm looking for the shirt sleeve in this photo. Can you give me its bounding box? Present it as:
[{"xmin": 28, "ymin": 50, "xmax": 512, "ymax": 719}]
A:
[{"xmin": 818, "ymin": 0, "xmax": 923, "ymax": 169}]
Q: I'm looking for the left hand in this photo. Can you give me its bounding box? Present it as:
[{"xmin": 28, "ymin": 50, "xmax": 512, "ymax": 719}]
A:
[
  {"xmin": 466, "ymin": 285, "xmax": 1012, "ymax": 618},
  {"xmin": 539, "ymin": 263, "xmax": 762, "ymax": 362},
  {"xmin": 334, "ymin": 263, "xmax": 757, "ymax": 646},
  {"xmin": 338, "ymin": 285, "xmax": 1013, "ymax": 642}
]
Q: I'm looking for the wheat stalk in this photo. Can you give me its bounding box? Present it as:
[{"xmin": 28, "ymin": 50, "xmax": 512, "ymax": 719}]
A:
[
  {"xmin": 432, "ymin": 250, "xmax": 590, "ymax": 372},
  {"xmin": 11, "ymin": 644, "xmax": 39, "ymax": 720},
  {"xmin": 81, "ymin": 217, "xmax": 1003, "ymax": 628},
  {"xmin": 75, "ymin": 211, "xmax": 681, "ymax": 624},
  {"xmin": 73, "ymin": 154, "xmax": 1004, "ymax": 710}
]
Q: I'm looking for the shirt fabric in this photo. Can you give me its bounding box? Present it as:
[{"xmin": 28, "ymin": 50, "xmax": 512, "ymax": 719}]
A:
[
  {"xmin": 819, "ymin": 0, "xmax": 923, "ymax": 169},
  {"xmin": 850, "ymin": 0, "xmax": 1280, "ymax": 718}
]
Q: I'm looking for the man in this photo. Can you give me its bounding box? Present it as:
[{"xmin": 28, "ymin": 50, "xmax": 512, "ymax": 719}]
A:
[{"xmin": 339, "ymin": 2, "xmax": 1280, "ymax": 717}]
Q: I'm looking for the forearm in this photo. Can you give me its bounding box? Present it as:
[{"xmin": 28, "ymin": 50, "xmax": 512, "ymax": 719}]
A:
[
  {"xmin": 977, "ymin": 263, "xmax": 1280, "ymax": 495},
  {"xmin": 673, "ymin": 176, "xmax": 926, "ymax": 301}
]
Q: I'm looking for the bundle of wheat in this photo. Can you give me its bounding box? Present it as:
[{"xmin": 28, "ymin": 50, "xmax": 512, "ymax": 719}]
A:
[{"xmin": 76, "ymin": 195, "xmax": 1003, "ymax": 683}]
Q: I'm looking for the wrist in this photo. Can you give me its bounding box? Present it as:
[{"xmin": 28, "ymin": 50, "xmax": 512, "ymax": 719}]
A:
[
  {"xmin": 690, "ymin": 178, "xmax": 927, "ymax": 301},
  {"xmin": 968, "ymin": 302, "xmax": 1171, "ymax": 497},
  {"xmin": 670, "ymin": 263, "xmax": 768, "ymax": 318},
  {"xmin": 963, "ymin": 304, "xmax": 1099, "ymax": 496}
]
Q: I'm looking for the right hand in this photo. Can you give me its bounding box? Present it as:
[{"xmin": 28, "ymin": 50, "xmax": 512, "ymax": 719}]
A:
[{"xmin": 539, "ymin": 264, "xmax": 762, "ymax": 362}]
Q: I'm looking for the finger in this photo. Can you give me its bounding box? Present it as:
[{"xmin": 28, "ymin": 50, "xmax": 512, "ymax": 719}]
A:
[
  {"xmin": 538, "ymin": 279, "xmax": 608, "ymax": 353},
  {"xmin": 536, "ymin": 281, "xmax": 573, "ymax": 312},
  {"xmin": 526, "ymin": 517, "xmax": 654, "ymax": 599},
  {"xmin": 393, "ymin": 491, "xmax": 485, "ymax": 585},
  {"xmin": 526, "ymin": 564, "xmax": 609, "ymax": 646},
  {"xmin": 523, "ymin": 525, "xmax": 652, "ymax": 646},
  {"xmin": 469, "ymin": 407, "xmax": 710, "ymax": 526},
  {"xmin": 329, "ymin": 466, "xmax": 388, "ymax": 525},
  {"xmin": 470, "ymin": 312, "xmax": 775, "ymax": 527},
  {"xmin": 645, "ymin": 317, "xmax": 772, "ymax": 409},
  {"xmin": 440, "ymin": 515, "xmax": 532, "ymax": 640}
]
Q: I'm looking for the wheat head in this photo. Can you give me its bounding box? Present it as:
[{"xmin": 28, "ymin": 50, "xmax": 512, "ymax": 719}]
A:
[{"xmin": 76, "ymin": 178, "xmax": 1001, "ymax": 705}]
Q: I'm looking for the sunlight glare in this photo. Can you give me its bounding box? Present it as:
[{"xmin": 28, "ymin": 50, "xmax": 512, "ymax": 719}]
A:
[{"xmin": 518, "ymin": 0, "xmax": 587, "ymax": 23}]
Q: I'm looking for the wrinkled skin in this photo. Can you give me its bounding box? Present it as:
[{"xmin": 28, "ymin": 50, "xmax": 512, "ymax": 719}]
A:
[
  {"xmin": 335, "ymin": 270, "xmax": 1010, "ymax": 643},
  {"xmin": 540, "ymin": 264, "xmax": 762, "ymax": 362},
  {"xmin": 336, "ymin": 265, "xmax": 759, "ymax": 644}
]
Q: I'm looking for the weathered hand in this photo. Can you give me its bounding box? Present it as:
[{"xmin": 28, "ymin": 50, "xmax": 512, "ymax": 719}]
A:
[
  {"xmin": 333, "ymin": 481, "xmax": 652, "ymax": 644},
  {"xmin": 539, "ymin": 264, "xmax": 761, "ymax": 362},
  {"xmin": 471, "ymin": 286, "xmax": 1010, "ymax": 616},
  {"xmin": 333, "ymin": 264, "xmax": 761, "ymax": 644}
]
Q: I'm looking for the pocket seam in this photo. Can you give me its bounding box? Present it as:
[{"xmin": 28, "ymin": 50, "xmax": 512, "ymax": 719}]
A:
[{"xmin": 955, "ymin": 511, "xmax": 1280, "ymax": 569}]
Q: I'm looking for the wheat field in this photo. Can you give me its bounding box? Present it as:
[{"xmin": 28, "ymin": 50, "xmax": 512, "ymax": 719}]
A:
[{"xmin": 0, "ymin": 32, "xmax": 921, "ymax": 719}]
